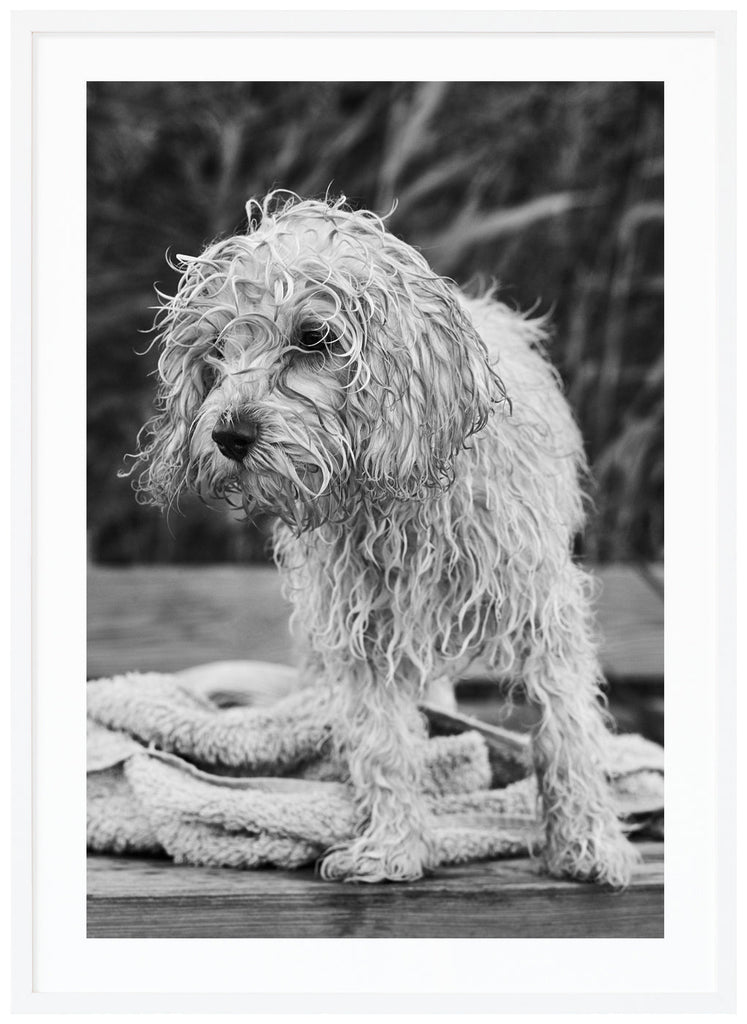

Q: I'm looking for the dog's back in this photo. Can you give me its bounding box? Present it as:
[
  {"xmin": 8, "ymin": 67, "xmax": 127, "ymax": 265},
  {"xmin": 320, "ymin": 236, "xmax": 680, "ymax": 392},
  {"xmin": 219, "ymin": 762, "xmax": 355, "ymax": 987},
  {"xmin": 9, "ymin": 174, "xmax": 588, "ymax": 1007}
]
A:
[{"xmin": 460, "ymin": 292, "xmax": 587, "ymax": 541}]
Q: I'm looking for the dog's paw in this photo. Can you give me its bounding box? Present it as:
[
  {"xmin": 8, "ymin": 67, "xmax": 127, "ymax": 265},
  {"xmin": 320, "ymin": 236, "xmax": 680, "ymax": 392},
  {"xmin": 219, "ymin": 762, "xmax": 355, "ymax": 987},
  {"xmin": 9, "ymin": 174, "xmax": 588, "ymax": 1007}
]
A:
[
  {"xmin": 319, "ymin": 835, "xmax": 430, "ymax": 883},
  {"xmin": 543, "ymin": 821, "xmax": 640, "ymax": 889}
]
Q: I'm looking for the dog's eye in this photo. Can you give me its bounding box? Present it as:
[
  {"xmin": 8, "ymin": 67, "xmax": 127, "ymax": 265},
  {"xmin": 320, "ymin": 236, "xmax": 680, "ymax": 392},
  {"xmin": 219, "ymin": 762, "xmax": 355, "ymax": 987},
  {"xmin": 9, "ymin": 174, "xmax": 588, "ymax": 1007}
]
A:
[
  {"xmin": 295, "ymin": 325, "xmax": 337, "ymax": 353},
  {"xmin": 202, "ymin": 363, "xmax": 220, "ymax": 391}
]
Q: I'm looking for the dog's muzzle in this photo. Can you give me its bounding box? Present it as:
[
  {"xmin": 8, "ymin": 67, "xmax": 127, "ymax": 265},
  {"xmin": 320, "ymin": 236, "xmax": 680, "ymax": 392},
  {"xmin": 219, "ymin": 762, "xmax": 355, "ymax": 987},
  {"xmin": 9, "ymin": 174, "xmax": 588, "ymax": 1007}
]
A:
[{"xmin": 212, "ymin": 415, "xmax": 259, "ymax": 463}]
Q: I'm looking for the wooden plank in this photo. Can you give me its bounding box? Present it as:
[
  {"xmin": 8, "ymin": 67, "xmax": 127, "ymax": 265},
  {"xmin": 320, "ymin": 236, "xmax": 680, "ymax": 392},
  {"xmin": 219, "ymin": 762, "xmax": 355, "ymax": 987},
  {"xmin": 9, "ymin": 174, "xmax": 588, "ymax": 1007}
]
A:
[
  {"xmin": 87, "ymin": 564, "xmax": 663, "ymax": 683},
  {"xmin": 87, "ymin": 565, "xmax": 296, "ymax": 678},
  {"xmin": 87, "ymin": 842, "xmax": 663, "ymax": 939},
  {"xmin": 594, "ymin": 565, "xmax": 664, "ymax": 682},
  {"xmin": 643, "ymin": 562, "xmax": 665, "ymax": 594}
]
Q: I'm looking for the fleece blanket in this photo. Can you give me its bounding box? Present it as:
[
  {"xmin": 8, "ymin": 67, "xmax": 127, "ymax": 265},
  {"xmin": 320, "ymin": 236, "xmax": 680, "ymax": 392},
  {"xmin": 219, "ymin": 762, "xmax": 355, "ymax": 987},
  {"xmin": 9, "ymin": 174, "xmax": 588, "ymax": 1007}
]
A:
[{"xmin": 87, "ymin": 662, "xmax": 664, "ymax": 871}]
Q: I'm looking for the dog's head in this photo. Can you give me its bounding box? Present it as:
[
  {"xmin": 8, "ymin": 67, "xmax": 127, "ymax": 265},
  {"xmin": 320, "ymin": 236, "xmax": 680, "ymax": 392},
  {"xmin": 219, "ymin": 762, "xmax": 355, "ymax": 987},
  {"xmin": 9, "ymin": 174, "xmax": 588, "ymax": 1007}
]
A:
[{"xmin": 129, "ymin": 193, "xmax": 507, "ymax": 530}]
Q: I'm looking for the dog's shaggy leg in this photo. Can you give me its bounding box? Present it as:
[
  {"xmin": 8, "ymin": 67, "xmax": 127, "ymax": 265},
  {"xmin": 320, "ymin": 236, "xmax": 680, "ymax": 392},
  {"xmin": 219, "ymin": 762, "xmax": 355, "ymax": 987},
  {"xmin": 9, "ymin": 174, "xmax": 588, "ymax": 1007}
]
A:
[
  {"xmin": 319, "ymin": 669, "xmax": 433, "ymax": 883},
  {"xmin": 523, "ymin": 565, "xmax": 639, "ymax": 889}
]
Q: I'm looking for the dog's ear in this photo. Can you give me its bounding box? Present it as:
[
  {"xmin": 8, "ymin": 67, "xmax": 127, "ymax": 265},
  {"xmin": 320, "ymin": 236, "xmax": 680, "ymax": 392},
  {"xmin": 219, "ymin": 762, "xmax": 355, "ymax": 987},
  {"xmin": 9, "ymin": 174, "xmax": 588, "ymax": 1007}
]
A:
[
  {"xmin": 124, "ymin": 326, "xmax": 208, "ymax": 509},
  {"xmin": 349, "ymin": 257, "xmax": 507, "ymax": 502}
]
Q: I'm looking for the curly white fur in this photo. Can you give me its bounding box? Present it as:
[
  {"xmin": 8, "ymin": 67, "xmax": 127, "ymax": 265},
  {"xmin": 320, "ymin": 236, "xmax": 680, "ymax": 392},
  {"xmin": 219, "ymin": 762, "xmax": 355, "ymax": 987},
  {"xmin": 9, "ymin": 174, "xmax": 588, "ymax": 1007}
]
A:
[{"xmin": 129, "ymin": 192, "xmax": 637, "ymax": 887}]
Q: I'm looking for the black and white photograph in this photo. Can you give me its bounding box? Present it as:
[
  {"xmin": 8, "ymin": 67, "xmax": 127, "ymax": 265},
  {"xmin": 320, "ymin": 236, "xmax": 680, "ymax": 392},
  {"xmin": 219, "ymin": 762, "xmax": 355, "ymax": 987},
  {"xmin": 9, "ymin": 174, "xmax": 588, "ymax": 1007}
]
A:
[{"xmin": 84, "ymin": 79, "xmax": 666, "ymax": 940}]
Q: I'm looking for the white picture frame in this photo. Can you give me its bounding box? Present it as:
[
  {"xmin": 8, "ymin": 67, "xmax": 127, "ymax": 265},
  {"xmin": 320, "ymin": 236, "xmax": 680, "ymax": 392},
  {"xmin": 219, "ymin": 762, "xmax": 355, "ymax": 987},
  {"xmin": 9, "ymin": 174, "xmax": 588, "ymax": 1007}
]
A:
[{"xmin": 11, "ymin": 8, "xmax": 736, "ymax": 1014}]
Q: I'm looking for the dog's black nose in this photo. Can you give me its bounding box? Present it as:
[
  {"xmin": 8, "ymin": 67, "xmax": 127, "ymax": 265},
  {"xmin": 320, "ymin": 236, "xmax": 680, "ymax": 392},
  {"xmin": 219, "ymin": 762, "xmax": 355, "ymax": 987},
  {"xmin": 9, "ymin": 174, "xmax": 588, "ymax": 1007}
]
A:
[{"xmin": 212, "ymin": 419, "xmax": 258, "ymax": 462}]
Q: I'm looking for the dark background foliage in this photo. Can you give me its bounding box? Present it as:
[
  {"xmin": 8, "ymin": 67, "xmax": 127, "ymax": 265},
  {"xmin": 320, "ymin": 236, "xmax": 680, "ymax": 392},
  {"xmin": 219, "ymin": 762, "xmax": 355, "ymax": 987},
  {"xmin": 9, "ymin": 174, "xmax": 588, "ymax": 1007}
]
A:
[{"xmin": 87, "ymin": 81, "xmax": 663, "ymax": 565}]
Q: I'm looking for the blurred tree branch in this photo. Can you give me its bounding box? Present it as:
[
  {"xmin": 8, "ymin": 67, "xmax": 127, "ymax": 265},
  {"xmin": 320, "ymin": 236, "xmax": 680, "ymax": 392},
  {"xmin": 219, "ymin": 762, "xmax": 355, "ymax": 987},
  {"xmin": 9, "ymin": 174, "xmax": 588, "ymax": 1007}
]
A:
[
  {"xmin": 395, "ymin": 151, "xmax": 484, "ymax": 214},
  {"xmin": 298, "ymin": 94, "xmax": 385, "ymax": 196},
  {"xmin": 423, "ymin": 190, "xmax": 609, "ymax": 273},
  {"xmin": 377, "ymin": 82, "xmax": 449, "ymax": 208}
]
